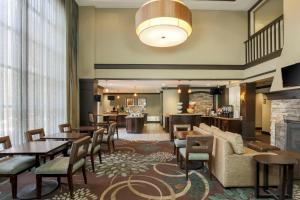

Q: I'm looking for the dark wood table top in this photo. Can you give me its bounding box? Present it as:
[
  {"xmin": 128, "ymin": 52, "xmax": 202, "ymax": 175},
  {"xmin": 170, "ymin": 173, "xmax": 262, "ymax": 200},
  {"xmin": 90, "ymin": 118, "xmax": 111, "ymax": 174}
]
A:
[
  {"xmin": 175, "ymin": 131, "xmax": 201, "ymax": 140},
  {"xmin": 0, "ymin": 141, "xmax": 68, "ymax": 156},
  {"xmin": 42, "ymin": 132, "xmax": 88, "ymax": 140},
  {"xmin": 254, "ymin": 154, "xmax": 298, "ymax": 165},
  {"xmin": 72, "ymin": 126, "xmax": 98, "ymax": 132}
]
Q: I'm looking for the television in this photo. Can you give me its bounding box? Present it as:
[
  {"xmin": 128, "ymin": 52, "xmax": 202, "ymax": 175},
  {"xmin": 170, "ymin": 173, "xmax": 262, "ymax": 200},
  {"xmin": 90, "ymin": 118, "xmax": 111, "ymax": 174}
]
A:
[
  {"xmin": 107, "ymin": 95, "xmax": 115, "ymax": 101},
  {"xmin": 282, "ymin": 63, "xmax": 300, "ymax": 87}
]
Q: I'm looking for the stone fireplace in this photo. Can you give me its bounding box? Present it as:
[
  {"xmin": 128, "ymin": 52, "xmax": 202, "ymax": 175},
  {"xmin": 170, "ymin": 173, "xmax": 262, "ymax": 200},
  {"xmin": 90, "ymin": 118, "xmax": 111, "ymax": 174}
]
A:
[{"xmin": 270, "ymin": 99, "xmax": 300, "ymax": 151}]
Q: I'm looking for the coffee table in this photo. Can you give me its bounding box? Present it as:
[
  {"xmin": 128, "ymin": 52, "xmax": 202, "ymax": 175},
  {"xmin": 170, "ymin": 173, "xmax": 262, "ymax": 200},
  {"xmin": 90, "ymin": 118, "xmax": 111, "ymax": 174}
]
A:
[{"xmin": 254, "ymin": 154, "xmax": 297, "ymax": 200}]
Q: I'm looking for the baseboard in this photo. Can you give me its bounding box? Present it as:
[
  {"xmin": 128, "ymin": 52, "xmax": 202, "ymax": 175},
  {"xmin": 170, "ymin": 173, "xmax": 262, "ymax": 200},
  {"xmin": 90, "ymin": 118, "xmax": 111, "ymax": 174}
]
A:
[
  {"xmin": 262, "ymin": 131, "xmax": 270, "ymax": 135},
  {"xmin": 256, "ymin": 127, "xmax": 262, "ymax": 130},
  {"xmin": 146, "ymin": 121, "xmax": 160, "ymax": 123}
]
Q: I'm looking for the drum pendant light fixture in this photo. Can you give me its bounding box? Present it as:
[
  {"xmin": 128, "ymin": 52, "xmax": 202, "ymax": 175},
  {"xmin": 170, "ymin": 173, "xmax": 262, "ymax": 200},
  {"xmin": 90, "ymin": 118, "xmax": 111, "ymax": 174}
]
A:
[{"xmin": 135, "ymin": 0, "xmax": 192, "ymax": 47}]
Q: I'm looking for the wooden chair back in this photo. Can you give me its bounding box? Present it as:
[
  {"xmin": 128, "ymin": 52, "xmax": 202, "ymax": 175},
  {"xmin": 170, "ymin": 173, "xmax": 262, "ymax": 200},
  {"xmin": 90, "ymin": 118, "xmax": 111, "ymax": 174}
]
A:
[
  {"xmin": 186, "ymin": 135, "xmax": 213, "ymax": 156},
  {"xmin": 174, "ymin": 124, "xmax": 191, "ymax": 132},
  {"xmin": 59, "ymin": 123, "xmax": 72, "ymax": 133},
  {"xmin": 69, "ymin": 136, "xmax": 90, "ymax": 172},
  {"xmin": 107, "ymin": 122, "xmax": 117, "ymax": 137},
  {"xmin": 25, "ymin": 128, "xmax": 45, "ymax": 142},
  {"xmin": 0, "ymin": 136, "xmax": 12, "ymax": 150},
  {"xmin": 91, "ymin": 128, "xmax": 104, "ymax": 152},
  {"xmin": 88, "ymin": 112, "xmax": 95, "ymax": 124}
]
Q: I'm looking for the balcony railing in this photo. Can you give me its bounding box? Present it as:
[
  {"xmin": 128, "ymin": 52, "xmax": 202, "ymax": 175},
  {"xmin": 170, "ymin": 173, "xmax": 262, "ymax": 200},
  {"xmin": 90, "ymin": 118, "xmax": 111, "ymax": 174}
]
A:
[{"xmin": 245, "ymin": 15, "xmax": 284, "ymax": 66}]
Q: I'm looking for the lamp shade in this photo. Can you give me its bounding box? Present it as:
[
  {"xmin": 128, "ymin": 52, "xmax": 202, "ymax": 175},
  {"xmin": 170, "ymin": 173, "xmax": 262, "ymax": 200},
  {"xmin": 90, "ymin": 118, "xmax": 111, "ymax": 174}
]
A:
[{"xmin": 135, "ymin": 0, "xmax": 192, "ymax": 47}]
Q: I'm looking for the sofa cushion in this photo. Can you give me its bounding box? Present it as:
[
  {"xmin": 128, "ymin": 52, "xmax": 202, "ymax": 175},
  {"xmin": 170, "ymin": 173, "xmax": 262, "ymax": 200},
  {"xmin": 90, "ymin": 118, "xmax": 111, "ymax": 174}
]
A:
[
  {"xmin": 193, "ymin": 126, "xmax": 211, "ymax": 135},
  {"xmin": 225, "ymin": 131, "xmax": 244, "ymax": 155},
  {"xmin": 179, "ymin": 148, "xmax": 209, "ymax": 161},
  {"xmin": 0, "ymin": 156, "xmax": 35, "ymax": 174},
  {"xmin": 174, "ymin": 139, "xmax": 186, "ymax": 148},
  {"xmin": 199, "ymin": 123, "xmax": 213, "ymax": 134},
  {"xmin": 35, "ymin": 157, "xmax": 84, "ymax": 175}
]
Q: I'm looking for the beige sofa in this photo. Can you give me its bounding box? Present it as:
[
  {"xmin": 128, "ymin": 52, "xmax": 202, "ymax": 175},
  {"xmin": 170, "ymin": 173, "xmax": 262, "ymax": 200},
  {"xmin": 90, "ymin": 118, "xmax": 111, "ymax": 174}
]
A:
[{"xmin": 194, "ymin": 123, "xmax": 279, "ymax": 188}]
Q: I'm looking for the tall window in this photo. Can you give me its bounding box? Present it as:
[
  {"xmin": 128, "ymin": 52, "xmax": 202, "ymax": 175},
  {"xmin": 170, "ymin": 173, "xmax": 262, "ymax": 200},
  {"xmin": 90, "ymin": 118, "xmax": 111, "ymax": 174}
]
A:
[{"xmin": 0, "ymin": 0, "xmax": 67, "ymax": 145}]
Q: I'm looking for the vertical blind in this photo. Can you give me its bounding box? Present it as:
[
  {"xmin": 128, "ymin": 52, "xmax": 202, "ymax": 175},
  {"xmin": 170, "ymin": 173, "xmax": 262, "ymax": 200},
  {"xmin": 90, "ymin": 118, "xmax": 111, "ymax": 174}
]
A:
[{"xmin": 0, "ymin": 0, "xmax": 67, "ymax": 145}]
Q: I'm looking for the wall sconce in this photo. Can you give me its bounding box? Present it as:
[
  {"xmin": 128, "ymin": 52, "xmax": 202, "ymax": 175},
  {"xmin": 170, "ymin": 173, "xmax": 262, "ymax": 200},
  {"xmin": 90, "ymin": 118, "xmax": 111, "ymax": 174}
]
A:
[
  {"xmin": 177, "ymin": 88, "xmax": 181, "ymax": 94},
  {"xmin": 117, "ymin": 95, "xmax": 120, "ymax": 99},
  {"xmin": 240, "ymin": 92, "xmax": 246, "ymax": 103}
]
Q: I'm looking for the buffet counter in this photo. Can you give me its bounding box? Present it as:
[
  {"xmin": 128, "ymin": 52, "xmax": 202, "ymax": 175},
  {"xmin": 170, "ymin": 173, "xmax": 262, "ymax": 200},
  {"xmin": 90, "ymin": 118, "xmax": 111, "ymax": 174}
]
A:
[{"xmin": 125, "ymin": 116, "xmax": 145, "ymax": 133}]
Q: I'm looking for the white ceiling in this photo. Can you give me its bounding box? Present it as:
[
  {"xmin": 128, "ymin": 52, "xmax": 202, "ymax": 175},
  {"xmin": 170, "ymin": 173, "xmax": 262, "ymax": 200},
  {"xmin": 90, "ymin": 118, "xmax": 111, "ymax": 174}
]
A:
[
  {"xmin": 76, "ymin": 0, "xmax": 259, "ymax": 11},
  {"xmin": 98, "ymin": 79, "xmax": 236, "ymax": 93}
]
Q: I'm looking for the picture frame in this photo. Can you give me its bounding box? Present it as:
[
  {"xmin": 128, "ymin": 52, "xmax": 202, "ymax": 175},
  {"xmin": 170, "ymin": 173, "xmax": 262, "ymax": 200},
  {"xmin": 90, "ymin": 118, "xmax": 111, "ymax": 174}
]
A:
[
  {"xmin": 126, "ymin": 98, "xmax": 135, "ymax": 107},
  {"xmin": 137, "ymin": 97, "xmax": 147, "ymax": 107}
]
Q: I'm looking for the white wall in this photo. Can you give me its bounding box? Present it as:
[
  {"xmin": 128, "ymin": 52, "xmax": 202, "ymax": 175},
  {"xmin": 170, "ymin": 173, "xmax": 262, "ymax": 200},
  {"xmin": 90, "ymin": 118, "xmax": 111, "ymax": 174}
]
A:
[
  {"xmin": 255, "ymin": 93, "xmax": 263, "ymax": 128},
  {"xmin": 229, "ymin": 85, "xmax": 241, "ymax": 118},
  {"xmin": 162, "ymin": 89, "xmax": 179, "ymax": 127},
  {"xmin": 78, "ymin": 7, "xmax": 247, "ymax": 79},
  {"xmin": 262, "ymin": 95, "xmax": 271, "ymax": 133}
]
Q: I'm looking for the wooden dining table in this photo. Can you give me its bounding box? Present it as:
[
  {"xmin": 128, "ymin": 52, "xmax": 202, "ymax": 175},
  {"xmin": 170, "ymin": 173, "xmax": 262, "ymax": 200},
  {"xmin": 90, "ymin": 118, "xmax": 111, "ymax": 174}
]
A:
[
  {"xmin": 0, "ymin": 140, "xmax": 69, "ymax": 199},
  {"xmin": 42, "ymin": 132, "xmax": 89, "ymax": 141},
  {"xmin": 175, "ymin": 130, "xmax": 201, "ymax": 140},
  {"xmin": 71, "ymin": 126, "xmax": 98, "ymax": 136}
]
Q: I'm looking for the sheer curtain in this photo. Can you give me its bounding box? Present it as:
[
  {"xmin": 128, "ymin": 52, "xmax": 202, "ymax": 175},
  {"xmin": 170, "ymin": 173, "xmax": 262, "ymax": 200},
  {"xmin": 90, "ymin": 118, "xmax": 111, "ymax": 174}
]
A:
[
  {"xmin": 27, "ymin": 0, "xmax": 67, "ymax": 134},
  {"xmin": 0, "ymin": 0, "xmax": 23, "ymax": 145},
  {"xmin": 0, "ymin": 0, "xmax": 67, "ymax": 145}
]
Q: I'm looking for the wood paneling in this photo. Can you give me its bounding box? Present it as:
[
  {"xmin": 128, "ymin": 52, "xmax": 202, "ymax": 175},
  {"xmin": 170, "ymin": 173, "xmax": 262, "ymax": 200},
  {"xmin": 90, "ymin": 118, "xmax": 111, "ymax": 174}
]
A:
[
  {"xmin": 178, "ymin": 85, "xmax": 189, "ymax": 113},
  {"xmin": 79, "ymin": 79, "xmax": 97, "ymax": 126},
  {"xmin": 240, "ymin": 83, "xmax": 256, "ymax": 139}
]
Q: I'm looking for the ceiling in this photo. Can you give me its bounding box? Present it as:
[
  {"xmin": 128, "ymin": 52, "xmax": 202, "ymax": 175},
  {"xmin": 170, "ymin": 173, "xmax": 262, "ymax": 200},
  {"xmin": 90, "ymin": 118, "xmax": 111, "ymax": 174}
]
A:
[
  {"xmin": 98, "ymin": 79, "xmax": 235, "ymax": 93},
  {"xmin": 76, "ymin": 0, "xmax": 259, "ymax": 11}
]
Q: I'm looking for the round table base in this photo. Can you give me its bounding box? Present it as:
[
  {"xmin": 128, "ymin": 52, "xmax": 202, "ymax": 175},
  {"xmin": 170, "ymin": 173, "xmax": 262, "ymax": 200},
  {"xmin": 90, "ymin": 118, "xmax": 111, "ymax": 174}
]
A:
[{"xmin": 17, "ymin": 180, "xmax": 58, "ymax": 200}]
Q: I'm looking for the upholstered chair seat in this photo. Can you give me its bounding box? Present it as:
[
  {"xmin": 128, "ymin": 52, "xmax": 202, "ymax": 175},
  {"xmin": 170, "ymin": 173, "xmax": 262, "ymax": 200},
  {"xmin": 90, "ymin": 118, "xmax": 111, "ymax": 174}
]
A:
[
  {"xmin": 35, "ymin": 157, "xmax": 85, "ymax": 175},
  {"xmin": 174, "ymin": 139, "xmax": 186, "ymax": 148},
  {"xmin": 179, "ymin": 148, "xmax": 209, "ymax": 161},
  {"xmin": 88, "ymin": 144, "xmax": 101, "ymax": 155},
  {"xmin": 0, "ymin": 156, "xmax": 35, "ymax": 174}
]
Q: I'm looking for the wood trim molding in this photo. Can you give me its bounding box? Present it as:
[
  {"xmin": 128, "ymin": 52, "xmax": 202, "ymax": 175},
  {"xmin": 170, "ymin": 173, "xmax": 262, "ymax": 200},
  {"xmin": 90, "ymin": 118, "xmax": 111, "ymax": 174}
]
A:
[{"xmin": 95, "ymin": 64, "xmax": 245, "ymax": 70}]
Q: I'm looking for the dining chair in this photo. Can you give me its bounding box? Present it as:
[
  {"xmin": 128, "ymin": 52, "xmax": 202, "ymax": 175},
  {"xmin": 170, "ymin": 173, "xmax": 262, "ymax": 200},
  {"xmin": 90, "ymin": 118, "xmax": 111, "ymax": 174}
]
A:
[
  {"xmin": 108, "ymin": 115, "xmax": 119, "ymax": 139},
  {"xmin": 59, "ymin": 123, "xmax": 72, "ymax": 133},
  {"xmin": 25, "ymin": 128, "xmax": 65, "ymax": 161},
  {"xmin": 88, "ymin": 128, "xmax": 104, "ymax": 172},
  {"xmin": 0, "ymin": 136, "xmax": 36, "ymax": 199},
  {"xmin": 88, "ymin": 112, "xmax": 109, "ymax": 132},
  {"xmin": 102, "ymin": 122, "xmax": 117, "ymax": 153},
  {"xmin": 179, "ymin": 135, "xmax": 214, "ymax": 180},
  {"xmin": 35, "ymin": 136, "xmax": 90, "ymax": 199},
  {"xmin": 173, "ymin": 124, "xmax": 191, "ymax": 161},
  {"xmin": 25, "ymin": 128, "xmax": 46, "ymax": 142}
]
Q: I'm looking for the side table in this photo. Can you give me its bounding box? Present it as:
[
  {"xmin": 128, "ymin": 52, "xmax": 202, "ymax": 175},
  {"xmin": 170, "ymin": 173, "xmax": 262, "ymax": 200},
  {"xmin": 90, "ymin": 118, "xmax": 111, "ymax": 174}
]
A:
[{"xmin": 254, "ymin": 154, "xmax": 297, "ymax": 200}]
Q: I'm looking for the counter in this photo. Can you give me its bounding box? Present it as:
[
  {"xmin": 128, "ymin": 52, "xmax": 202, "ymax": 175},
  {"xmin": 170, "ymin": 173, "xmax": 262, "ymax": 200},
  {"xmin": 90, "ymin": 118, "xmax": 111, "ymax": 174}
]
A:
[
  {"xmin": 168, "ymin": 114, "xmax": 243, "ymax": 140},
  {"xmin": 125, "ymin": 116, "xmax": 145, "ymax": 133}
]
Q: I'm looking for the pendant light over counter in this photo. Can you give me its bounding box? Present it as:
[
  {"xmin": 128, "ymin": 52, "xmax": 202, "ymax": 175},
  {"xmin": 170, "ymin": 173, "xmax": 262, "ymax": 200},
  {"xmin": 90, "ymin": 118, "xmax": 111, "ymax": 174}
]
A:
[{"xmin": 135, "ymin": 0, "xmax": 192, "ymax": 47}]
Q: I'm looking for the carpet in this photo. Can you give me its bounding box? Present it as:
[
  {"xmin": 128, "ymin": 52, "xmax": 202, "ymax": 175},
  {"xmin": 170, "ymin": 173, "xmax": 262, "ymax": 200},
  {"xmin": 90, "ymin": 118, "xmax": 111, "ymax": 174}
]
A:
[{"xmin": 0, "ymin": 140, "xmax": 299, "ymax": 200}]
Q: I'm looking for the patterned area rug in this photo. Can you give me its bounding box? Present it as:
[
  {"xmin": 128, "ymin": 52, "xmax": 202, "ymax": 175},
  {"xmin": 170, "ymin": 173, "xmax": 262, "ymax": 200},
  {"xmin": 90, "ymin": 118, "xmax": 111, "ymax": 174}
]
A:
[{"xmin": 0, "ymin": 140, "xmax": 300, "ymax": 200}]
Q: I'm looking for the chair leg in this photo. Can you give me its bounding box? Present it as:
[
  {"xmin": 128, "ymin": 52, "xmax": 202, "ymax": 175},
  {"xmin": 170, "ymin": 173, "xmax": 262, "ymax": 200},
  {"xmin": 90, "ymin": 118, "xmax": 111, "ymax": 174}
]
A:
[
  {"xmin": 180, "ymin": 154, "xmax": 183, "ymax": 168},
  {"xmin": 90, "ymin": 154, "xmax": 95, "ymax": 172},
  {"xmin": 107, "ymin": 142, "xmax": 111, "ymax": 154},
  {"xmin": 57, "ymin": 177, "xmax": 61, "ymax": 186},
  {"xmin": 116, "ymin": 127, "xmax": 119, "ymax": 139},
  {"xmin": 173, "ymin": 144, "xmax": 176, "ymax": 155},
  {"xmin": 36, "ymin": 175, "xmax": 42, "ymax": 199},
  {"xmin": 82, "ymin": 165, "xmax": 87, "ymax": 184},
  {"xmin": 112, "ymin": 140, "xmax": 115, "ymax": 151},
  {"xmin": 176, "ymin": 148, "xmax": 179, "ymax": 162},
  {"xmin": 98, "ymin": 150, "xmax": 102, "ymax": 164},
  {"xmin": 185, "ymin": 160, "xmax": 188, "ymax": 180},
  {"xmin": 67, "ymin": 175, "xmax": 74, "ymax": 198},
  {"xmin": 10, "ymin": 175, "xmax": 17, "ymax": 199},
  {"xmin": 208, "ymin": 160, "xmax": 212, "ymax": 180}
]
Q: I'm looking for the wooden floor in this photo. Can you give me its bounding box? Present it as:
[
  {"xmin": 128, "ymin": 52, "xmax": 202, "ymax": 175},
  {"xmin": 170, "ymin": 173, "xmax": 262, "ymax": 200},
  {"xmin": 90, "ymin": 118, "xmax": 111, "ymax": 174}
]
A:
[{"xmin": 255, "ymin": 131, "xmax": 271, "ymax": 144}]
